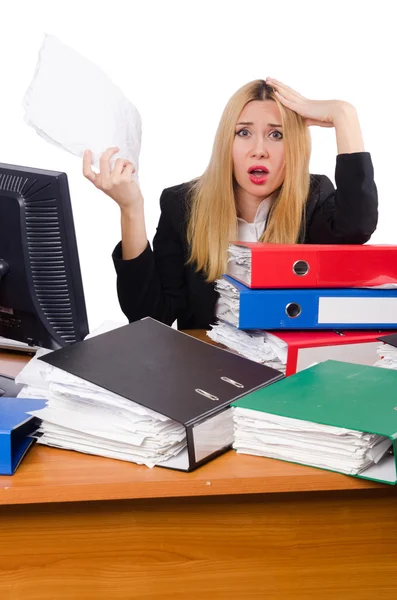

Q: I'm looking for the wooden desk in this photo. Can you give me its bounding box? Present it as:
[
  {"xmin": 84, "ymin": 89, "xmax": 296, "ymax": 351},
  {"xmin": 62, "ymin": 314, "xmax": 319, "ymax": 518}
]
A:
[{"xmin": 1, "ymin": 335, "xmax": 397, "ymax": 599}]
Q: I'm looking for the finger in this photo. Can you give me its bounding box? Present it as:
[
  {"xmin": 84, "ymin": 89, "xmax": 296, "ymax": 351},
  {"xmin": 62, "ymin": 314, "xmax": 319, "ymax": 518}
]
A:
[
  {"xmin": 274, "ymin": 91, "xmax": 310, "ymax": 119},
  {"xmin": 267, "ymin": 78, "xmax": 301, "ymax": 95},
  {"xmin": 267, "ymin": 78, "xmax": 305, "ymax": 102},
  {"xmin": 272, "ymin": 85, "xmax": 305, "ymax": 107},
  {"xmin": 99, "ymin": 147, "xmax": 120, "ymax": 181},
  {"xmin": 121, "ymin": 163, "xmax": 135, "ymax": 180},
  {"xmin": 274, "ymin": 90, "xmax": 299, "ymax": 109},
  {"xmin": 82, "ymin": 150, "xmax": 97, "ymax": 184},
  {"xmin": 112, "ymin": 158, "xmax": 131, "ymax": 177}
]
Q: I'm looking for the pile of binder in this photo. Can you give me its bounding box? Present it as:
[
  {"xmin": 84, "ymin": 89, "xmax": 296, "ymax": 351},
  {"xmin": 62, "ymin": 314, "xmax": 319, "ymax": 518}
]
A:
[
  {"xmin": 209, "ymin": 243, "xmax": 397, "ymax": 374},
  {"xmin": 232, "ymin": 360, "xmax": 397, "ymax": 484},
  {"xmin": 16, "ymin": 317, "xmax": 283, "ymax": 471}
]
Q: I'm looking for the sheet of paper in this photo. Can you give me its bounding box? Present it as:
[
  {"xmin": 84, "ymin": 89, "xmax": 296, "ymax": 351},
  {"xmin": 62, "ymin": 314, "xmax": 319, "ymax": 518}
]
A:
[
  {"xmin": 15, "ymin": 347, "xmax": 54, "ymax": 390},
  {"xmin": 23, "ymin": 34, "xmax": 142, "ymax": 174}
]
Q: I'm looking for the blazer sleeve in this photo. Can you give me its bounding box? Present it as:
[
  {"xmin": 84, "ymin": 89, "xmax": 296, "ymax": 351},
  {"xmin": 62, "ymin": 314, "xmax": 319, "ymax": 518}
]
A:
[
  {"xmin": 112, "ymin": 187, "xmax": 188, "ymax": 325},
  {"xmin": 306, "ymin": 152, "xmax": 378, "ymax": 244}
]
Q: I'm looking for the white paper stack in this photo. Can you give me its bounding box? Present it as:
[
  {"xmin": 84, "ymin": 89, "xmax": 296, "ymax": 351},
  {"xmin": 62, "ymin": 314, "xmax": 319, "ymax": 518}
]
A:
[
  {"xmin": 215, "ymin": 277, "xmax": 240, "ymax": 327},
  {"xmin": 207, "ymin": 321, "xmax": 286, "ymax": 373},
  {"xmin": 227, "ymin": 244, "xmax": 252, "ymax": 284},
  {"xmin": 374, "ymin": 343, "xmax": 397, "ymax": 370},
  {"xmin": 233, "ymin": 408, "xmax": 392, "ymax": 475},
  {"xmin": 15, "ymin": 347, "xmax": 53, "ymax": 399},
  {"xmin": 15, "ymin": 323, "xmax": 187, "ymax": 468}
]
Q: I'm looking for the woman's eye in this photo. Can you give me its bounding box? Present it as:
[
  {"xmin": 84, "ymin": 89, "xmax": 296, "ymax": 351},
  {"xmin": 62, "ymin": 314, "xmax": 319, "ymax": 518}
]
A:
[{"xmin": 236, "ymin": 129, "xmax": 283, "ymax": 139}]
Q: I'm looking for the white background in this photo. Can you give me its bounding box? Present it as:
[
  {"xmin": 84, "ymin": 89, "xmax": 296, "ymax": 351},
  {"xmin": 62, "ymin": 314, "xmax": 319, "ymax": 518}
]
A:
[{"xmin": 1, "ymin": 0, "xmax": 395, "ymax": 331}]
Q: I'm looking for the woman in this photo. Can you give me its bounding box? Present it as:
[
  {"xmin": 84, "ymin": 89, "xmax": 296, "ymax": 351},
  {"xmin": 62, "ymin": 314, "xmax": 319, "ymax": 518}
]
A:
[{"xmin": 83, "ymin": 78, "xmax": 378, "ymax": 329}]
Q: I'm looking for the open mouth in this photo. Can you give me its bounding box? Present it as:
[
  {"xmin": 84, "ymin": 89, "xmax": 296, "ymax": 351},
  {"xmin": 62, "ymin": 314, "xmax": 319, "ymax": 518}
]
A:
[
  {"xmin": 248, "ymin": 166, "xmax": 269, "ymax": 184},
  {"xmin": 248, "ymin": 167, "xmax": 269, "ymax": 176}
]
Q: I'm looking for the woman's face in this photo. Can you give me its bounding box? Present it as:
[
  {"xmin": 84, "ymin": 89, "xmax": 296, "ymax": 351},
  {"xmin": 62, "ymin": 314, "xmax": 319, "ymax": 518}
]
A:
[{"xmin": 232, "ymin": 99, "xmax": 285, "ymax": 199}]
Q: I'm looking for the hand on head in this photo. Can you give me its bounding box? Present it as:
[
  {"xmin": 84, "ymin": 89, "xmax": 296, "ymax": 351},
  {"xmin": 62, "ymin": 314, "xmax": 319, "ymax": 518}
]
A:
[{"xmin": 266, "ymin": 77, "xmax": 351, "ymax": 128}]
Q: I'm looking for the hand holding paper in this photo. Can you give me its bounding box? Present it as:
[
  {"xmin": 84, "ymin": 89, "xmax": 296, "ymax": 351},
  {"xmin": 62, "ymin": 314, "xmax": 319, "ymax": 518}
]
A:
[{"xmin": 83, "ymin": 147, "xmax": 144, "ymax": 212}]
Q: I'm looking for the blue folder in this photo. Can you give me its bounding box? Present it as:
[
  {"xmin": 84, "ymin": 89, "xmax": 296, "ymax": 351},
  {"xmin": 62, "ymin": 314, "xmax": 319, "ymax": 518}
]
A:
[
  {"xmin": 0, "ymin": 398, "xmax": 47, "ymax": 475},
  {"xmin": 219, "ymin": 275, "xmax": 397, "ymax": 330}
]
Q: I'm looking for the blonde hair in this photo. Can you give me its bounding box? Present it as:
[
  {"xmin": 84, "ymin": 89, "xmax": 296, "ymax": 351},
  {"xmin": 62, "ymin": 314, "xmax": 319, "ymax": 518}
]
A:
[{"xmin": 186, "ymin": 79, "xmax": 311, "ymax": 282}]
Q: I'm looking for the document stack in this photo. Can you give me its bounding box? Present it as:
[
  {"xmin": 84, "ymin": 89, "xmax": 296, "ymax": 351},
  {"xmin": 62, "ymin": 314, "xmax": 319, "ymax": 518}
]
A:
[
  {"xmin": 374, "ymin": 333, "xmax": 397, "ymax": 370},
  {"xmin": 232, "ymin": 360, "xmax": 397, "ymax": 484},
  {"xmin": 16, "ymin": 317, "xmax": 283, "ymax": 471},
  {"xmin": 17, "ymin": 349, "xmax": 188, "ymax": 468},
  {"xmin": 209, "ymin": 243, "xmax": 397, "ymax": 374},
  {"xmin": 208, "ymin": 322, "xmax": 387, "ymax": 376}
]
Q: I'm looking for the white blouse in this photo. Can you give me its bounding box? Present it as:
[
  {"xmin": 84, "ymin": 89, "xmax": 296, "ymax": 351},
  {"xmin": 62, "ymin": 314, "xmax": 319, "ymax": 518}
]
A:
[{"xmin": 236, "ymin": 196, "xmax": 272, "ymax": 242}]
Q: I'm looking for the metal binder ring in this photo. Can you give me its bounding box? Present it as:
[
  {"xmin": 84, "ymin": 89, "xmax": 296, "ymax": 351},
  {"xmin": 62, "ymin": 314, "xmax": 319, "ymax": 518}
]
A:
[
  {"xmin": 285, "ymin": 303, "xmax": 302, "ymax": 318},
  {"xmin": 195, "ymin": 389, "xmax": 219, "ymax": 402},
  {"xmin": 220, "ymin": 376, "xmax": 244, "ymax": 388},
  {"xmin": 292, "ymin": 260, "xmax": 310, "ymax": 276}
]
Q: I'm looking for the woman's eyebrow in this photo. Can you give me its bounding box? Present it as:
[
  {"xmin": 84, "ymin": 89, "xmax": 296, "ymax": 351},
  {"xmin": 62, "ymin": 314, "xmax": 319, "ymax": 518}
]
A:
[{"xmin": 236, "ymin": 121, "xmax": 282, "ymax": 127}]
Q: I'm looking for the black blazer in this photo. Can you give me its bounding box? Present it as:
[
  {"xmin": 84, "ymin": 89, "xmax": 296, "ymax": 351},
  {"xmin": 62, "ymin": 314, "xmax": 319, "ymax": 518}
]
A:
[{"xmin": 113, "ymin": 152, "xmax": 378, "ymax": 329}]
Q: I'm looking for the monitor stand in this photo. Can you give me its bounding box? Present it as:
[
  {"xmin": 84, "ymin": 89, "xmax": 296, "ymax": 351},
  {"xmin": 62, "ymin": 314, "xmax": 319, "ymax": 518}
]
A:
[{"xmin": 0, "ymin": 258, "xmax": 38, "ymax": 354}]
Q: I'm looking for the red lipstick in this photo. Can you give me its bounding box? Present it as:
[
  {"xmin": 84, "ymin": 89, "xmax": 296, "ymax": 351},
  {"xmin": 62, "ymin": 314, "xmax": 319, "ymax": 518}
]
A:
[{"xmin": 248, "ymin": 165, "xmax": 269, "ymax": 185}]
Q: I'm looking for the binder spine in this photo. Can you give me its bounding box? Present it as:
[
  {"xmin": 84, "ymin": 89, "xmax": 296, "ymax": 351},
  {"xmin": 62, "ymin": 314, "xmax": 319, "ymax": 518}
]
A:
[{"xmin": 188, "ymin": 407, "xmax": 234, "ymax": 469}]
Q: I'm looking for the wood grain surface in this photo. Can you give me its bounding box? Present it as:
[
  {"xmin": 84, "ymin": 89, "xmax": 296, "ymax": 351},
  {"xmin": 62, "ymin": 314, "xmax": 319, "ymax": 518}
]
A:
[{"xmin": 1, "ymin": 491, "xmax": 397, "ymax": 599}]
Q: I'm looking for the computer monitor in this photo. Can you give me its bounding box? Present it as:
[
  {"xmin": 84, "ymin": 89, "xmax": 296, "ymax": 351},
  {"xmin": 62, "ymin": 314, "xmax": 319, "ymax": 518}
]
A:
[{"xmin": 0, "ymin": 162, "xmax": 89, "ymax": 350}]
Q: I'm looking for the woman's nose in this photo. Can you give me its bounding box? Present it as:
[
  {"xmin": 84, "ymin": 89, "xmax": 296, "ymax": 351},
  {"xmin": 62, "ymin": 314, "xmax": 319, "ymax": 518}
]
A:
[{"xmin": 251, "ymin": 138, "xmax": 270, "ymax": 158}]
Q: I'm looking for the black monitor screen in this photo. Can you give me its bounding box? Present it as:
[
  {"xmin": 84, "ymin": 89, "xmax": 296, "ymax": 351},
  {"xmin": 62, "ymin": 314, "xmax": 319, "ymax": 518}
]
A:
[{"xmin": 0, "ymin": 162, "xmax": 89, "ymax": 349}]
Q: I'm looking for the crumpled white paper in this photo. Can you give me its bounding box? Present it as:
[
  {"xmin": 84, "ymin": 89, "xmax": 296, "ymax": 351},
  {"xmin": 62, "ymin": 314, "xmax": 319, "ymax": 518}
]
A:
[
  {"xmin": 374, "ymin": 342, "xmax": 397, "ymax": 369},
  {"xmin": 22, "ymin": 34, "xmax": 142, "ymax": 175}
]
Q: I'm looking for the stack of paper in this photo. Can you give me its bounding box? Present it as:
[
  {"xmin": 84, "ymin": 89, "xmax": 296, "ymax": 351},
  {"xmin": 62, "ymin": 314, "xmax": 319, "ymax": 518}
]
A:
[
  {"xmin": 15, "ymin": 348, "xmax": 53, "ymax": 398},
  {"xmin": 231, "ymin": 360, "xmax": 397, "ymax": 482},
  {"xmin": 16, "ymin": 351, "xmax": 186, "ymax": 468},
  {"xmin": 233, "ymin": 409, "xmax": 391, "ymax": 475},
  {"xmin": 215, "ymin": 277, "xmax": 240, "ymax": 327},
  {"xmin": 207, "ymin": 321, "xmax": 286, "ymax": 372},
  {"xmin": 374, "ymin": 343, "xmax": 397, "ymax": 370},
  {"xmin": 227, "ymin": 244, "xmax": 252, "ymax": 283}
]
